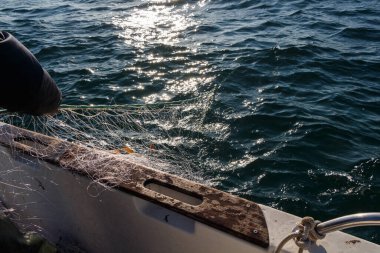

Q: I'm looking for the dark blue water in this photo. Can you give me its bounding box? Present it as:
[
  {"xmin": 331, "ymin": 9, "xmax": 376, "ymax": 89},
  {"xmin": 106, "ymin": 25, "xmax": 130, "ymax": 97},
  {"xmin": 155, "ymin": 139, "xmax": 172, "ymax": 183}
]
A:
[{"xmin": 1, "ymin": 0, "xmax": 379, "ymax": 243}]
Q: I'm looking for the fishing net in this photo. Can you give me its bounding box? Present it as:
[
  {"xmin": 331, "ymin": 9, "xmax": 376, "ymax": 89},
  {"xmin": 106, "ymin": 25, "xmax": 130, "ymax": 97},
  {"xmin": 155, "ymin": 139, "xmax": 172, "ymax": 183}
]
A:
[{"xmin": 0, "ymin": 92, "xmax": 213, "ymax": 183}]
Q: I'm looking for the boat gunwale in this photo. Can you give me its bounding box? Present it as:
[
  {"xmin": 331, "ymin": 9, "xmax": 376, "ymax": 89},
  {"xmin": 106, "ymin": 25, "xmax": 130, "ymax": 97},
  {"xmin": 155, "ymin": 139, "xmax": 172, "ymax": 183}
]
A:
[{"xmin": 0, "ymin": 122, "xmax": 270, "ymax": 248}]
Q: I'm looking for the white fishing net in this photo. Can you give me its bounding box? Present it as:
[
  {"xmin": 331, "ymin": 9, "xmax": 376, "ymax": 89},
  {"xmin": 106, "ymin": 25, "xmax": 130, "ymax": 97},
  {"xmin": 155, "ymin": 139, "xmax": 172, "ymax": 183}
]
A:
[{"xmin": 0, "ymin": 92, "xmax": 213, "ymax": 181}]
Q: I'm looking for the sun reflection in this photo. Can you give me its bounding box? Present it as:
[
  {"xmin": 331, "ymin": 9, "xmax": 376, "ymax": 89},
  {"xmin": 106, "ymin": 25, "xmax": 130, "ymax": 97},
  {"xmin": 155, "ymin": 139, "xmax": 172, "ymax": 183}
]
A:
[
  {"xmin": 112, "ymin": 3, "xmax": 198, "ymax": 48},
  {"xmin": 112, "ymin": 1, "xmax": 213, "ymax": 103}
]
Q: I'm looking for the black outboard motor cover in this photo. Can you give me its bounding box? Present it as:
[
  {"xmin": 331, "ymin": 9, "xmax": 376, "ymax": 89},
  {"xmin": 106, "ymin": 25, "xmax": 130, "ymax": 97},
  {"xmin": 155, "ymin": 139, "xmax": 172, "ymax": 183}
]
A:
[{"xmin": 0, "ymin": 31, "xmax": 61, "ymax": 115}]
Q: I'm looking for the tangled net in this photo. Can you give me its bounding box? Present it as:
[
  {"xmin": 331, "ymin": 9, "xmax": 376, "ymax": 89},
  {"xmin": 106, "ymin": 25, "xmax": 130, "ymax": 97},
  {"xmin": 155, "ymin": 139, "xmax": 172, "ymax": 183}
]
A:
[{"xmin": 0, "ymin": 93, "xmax": 212, "ymax": 184}]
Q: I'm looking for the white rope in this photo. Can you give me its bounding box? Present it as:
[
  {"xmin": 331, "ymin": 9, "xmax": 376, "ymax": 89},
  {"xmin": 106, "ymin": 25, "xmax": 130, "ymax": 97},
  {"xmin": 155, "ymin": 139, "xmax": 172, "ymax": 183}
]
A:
[
  {"xmin": 274, "ymin": 216, "xmax": 326, "ymax": 253},
  {"xmin": 274, "ymin": 230, "xmax": 302, "ymax": 253}
]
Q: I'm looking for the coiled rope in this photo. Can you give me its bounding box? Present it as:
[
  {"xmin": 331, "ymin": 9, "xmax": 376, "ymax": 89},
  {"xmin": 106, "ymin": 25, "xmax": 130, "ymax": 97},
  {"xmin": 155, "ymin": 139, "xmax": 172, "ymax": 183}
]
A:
[
  {"xmin": 274, "ymin": 216, "xmax": 325, "ymax": 253},
  {"xmin": 274, "ymin": 213, "xmax": 380, "ymax": 252}
]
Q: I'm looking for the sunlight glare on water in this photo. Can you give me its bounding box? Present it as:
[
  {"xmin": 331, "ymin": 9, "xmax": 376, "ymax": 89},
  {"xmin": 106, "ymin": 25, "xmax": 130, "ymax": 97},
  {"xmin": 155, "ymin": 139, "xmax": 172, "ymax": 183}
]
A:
[
  {"xmin": 112, "ymin": 1, "xmax": 214, "ymax": 103},
  {"xmin": 112, "ymin": 2, "xmax": 197, "ymax": 47}
]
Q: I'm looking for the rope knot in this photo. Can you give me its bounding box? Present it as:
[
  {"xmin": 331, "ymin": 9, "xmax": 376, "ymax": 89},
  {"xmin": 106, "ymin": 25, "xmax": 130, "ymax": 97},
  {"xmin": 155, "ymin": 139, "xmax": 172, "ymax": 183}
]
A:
[
  {"xmin": 274, "ymin": 216, "xmax": 326, "ymax": 253},
  {"xmin": 293, "ymin": 216, "xmax": 326, "ymax": 250}
]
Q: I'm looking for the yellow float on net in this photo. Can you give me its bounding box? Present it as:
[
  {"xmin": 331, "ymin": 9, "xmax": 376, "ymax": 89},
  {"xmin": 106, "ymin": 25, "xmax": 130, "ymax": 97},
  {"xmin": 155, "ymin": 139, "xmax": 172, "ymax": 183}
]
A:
[
  {"xmin": 112, "ymin": 145, "xmax": 134, "ymax": 154},
  {"xmin": 122, "ymin": 145, "xmax": 135, "ymax": 154}
]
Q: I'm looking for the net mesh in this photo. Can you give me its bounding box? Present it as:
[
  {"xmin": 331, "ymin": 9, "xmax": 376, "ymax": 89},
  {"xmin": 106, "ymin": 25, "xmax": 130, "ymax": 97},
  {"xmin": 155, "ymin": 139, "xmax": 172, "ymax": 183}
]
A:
[{"xmin": 0, "ymin": 92, "xmax": 213, "ymax": 184}]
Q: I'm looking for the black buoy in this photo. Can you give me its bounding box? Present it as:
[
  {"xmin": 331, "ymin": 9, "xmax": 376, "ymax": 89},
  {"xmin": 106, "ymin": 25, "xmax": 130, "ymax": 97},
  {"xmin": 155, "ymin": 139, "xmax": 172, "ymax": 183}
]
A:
[{"xmin": 0, "ymin": 31, "xmax": 61, "ymax": 115}]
